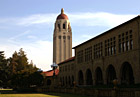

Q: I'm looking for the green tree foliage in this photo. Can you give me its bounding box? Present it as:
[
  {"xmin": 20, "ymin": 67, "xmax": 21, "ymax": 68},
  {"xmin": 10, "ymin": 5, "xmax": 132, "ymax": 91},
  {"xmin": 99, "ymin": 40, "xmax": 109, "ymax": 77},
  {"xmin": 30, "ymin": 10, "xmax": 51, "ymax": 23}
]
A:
[
  {"xmin": 0, "ymin": 51, "xmax": 10, "ymax": 87},
  {"xmin": 0, "ymin": 48, "xmax": 44, "ymax": 90},
  {"xmin": 7, "ymin": 48, "xmax": 44, "ymax": 89}
]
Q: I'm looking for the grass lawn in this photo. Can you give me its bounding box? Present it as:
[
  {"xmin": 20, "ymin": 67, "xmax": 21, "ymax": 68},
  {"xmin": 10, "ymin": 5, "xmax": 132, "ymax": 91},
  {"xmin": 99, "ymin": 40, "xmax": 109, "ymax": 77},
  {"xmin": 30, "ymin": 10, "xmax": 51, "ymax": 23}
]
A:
[
  {"xmin": 0, "ymin": 93, "xmax": 90, "ymax": 97},
  {"xmin": 0, "ymin": 89, "xmax": 90, "ymax": 97}
]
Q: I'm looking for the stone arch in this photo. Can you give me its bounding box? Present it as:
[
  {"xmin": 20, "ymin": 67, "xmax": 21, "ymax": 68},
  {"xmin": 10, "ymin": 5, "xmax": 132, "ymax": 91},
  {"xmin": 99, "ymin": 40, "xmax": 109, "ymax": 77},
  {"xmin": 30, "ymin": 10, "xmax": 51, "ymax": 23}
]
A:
[
  {"xmin": 121, "ymin": 62, "xmax": 134, "ymax": 85},
  {"xmin": 95, "ymin": 67, "xmax": 103, "ymax": 85},
  {"xmin": 78, "ymin": 70, "xmax": 84, "ymax": 85},
  {"xmin": 86, "ymin": 69, "xmax": 93, "ymax": 85},
  {"xmin": 106, "ymin": 65, "xmax": 116, "ymax": 84},
  {"xmin": 46, "ymin": 79, "xmax": 51, "ymax": 86}
]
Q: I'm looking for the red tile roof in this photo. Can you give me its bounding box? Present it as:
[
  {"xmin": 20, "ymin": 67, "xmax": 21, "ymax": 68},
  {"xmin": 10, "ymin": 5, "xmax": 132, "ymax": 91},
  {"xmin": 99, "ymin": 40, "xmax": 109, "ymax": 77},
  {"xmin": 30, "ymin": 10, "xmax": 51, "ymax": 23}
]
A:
[
  {"xmin": 42, "ymin": 69, "xmax": 59, "ymax": 77},
  {"xmin": 56, "ymin": 8, "xmax": 69, "ymax": 20},
  {"xmin": 57, "ymin": 13, "xmax": 68, "ymax": 20}
]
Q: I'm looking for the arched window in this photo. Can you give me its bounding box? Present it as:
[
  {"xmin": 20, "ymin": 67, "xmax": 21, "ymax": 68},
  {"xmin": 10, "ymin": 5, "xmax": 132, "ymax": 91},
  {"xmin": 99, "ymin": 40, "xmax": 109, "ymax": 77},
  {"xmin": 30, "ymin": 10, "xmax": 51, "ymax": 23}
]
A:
[
  {"xmin": 121, "ymin": 62, "xmax": 134, "ymax": 85},
  {"xmin": 86, "ymin": 69, "xmax": 93, "ymax": 85},
  {"xmin": 63, "ymin": 23, "xmax": 66, "ymax": 29},
  {"xmin": 95, "ymin": 67, "xmax": 103, "ymax": 85},
  {"xmin": 78, "ymin": 70, "xmax": 84, "ymax": 85},
  {"xmin": 106, "ymin": 65, "xmax": 116, "ymax": 84},
  {"xmin": 58, "ymin": 24, "xmax": 60, "ymax": 29}
]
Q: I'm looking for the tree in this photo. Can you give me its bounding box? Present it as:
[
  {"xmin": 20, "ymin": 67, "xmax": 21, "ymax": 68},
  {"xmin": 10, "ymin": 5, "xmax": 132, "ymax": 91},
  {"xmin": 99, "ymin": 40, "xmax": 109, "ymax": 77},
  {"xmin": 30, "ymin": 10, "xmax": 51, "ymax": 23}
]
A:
[
  {"xmin": 28, "ymin": 71, "xmax": 44, "ymax": 87},
  {"xmin": 16, "ymin": 48, "xmax": 28, "ymax": 71},
  {"xmin": 0, "ymin": 48, "xmax": 44, "ymax": 90},
  {"xmin": 0, "ymin": 51, "xmax": 10, "ymax": 87},
  {"xmin": 9, "ymin": 48, "xmax": 44, "ymax": 90},
  {"xmin": 8, "ymin": 51, "xmax": 18, "ymax": 74}
]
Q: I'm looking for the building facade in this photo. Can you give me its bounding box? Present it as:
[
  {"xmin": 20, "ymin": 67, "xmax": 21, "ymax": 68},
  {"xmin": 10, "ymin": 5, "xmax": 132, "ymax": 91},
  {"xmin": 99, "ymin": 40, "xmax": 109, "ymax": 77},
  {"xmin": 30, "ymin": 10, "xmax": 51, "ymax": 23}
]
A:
[
  {"xmin": 58, "ymin": 15, "xmax": 140, "ymax": 87},
  {"xmin": 50, "ymin": 9, "xmax": 140, "ymax": 88},
  {"xmin": 53, "ymin": 8, "xmax": 72, "ymax": 64},
  {"xmin": 73, "ymin": 16, "xmax": 140, "ymax": 85}
]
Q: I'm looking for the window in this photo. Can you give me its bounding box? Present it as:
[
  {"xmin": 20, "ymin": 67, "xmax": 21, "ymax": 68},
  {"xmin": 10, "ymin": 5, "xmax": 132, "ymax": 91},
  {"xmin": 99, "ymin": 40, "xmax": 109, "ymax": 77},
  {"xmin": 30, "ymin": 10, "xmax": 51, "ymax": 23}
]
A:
[
  {"xmin": 105, "ymin": 37, "xmax": 116, "ymax": 56},
  {"xmin": 63, "ymin": 24, "xmax": 66, "ymax": 29},
  {"xmin": 59, "ymin": 36, "xmax": 61, "ymax": 39},
  {"xmin": 130, "ymin": 40, "xmax": 133, "ymax": 50},
  {"xmin": 58, "ymin": 24, "xmax": 60, "ymax": 29},
  {"xmin": 119, "ymin": 43, "xmax": 121, "ymax": 53},
  {"xmin": 85, "ymin": 46, "xmax": 92, "ymax": 61},
  {"xmin": 94, "ymin": 42, "xmax": 103, "ymax": 59},
  {"xmin": 63, "ymin": 36, "xmax": 66, "ymax": 39},
  {"xmin": 118, "ymin": 30, "xmax": 133, "ymax": 53},
  {"xmin": 68, "ymin": 36, "xmax": 70, "ymax": 40},
  {"xmin": 122, "ymin": 42, "xmax": 125, "ymax": 52},
  {"xmin": 77, "ymin": 50, "xmax": 83, "ymax": 63},
  {"xmin": 114, "ymin": 45, "xmax": 116, "ymax": 54},
  {"xmin": 126, "ymin": 41, "xmax": 129, "ymax": 51}
]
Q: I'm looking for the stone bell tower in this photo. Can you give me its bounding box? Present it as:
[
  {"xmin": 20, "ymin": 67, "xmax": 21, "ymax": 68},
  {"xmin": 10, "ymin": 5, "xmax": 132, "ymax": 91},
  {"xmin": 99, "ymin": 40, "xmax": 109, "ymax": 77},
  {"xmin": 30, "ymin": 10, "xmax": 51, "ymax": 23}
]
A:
[{"xmin": 53, "ymin": 8, "xmax": 72, "ymax": 64}]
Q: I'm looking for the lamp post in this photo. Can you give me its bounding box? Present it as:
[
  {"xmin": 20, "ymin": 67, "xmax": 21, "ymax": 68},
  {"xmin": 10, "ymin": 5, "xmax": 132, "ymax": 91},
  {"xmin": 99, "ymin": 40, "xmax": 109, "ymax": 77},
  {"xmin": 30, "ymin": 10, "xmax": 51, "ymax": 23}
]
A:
[{"xmin": 51, "ymin": 62, "xmax": 58, "ymax": 76}]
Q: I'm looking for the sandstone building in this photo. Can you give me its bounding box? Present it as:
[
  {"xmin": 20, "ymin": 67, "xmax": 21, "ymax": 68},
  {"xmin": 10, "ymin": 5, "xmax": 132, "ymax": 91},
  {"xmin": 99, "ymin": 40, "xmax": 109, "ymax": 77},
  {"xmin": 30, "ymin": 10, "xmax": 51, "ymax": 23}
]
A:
[{"xmin": 45, "ymin": 9, "xmax": 140, "ymax": 87}]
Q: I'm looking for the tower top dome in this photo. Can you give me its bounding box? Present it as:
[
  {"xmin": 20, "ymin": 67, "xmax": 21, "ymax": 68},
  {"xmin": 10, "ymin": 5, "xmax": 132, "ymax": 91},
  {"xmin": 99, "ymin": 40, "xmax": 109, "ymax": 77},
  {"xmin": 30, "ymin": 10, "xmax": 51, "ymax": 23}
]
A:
[{"xmin": 57, "ymin": 8, "xmax": 69, "ymax": 20}]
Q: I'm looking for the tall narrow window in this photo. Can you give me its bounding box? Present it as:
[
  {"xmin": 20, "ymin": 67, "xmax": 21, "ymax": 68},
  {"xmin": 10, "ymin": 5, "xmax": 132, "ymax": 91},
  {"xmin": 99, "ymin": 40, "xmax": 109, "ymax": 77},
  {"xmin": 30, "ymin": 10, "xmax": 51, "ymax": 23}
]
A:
[
  {"xmin": 126, "ymin": 41, "xmax": 129, "ymax": 51},
  {"xmin": 122, "ymin": 42, "xmax": 124, "ymax": 52},
  {"xmin": 119, "ymin": 43, "xmax": 121, "ymax": 53},
  {"xmin": 130, "ymin": 40, "xmax": 133, "ymax": 50},
  {"xmin": 59, "ymin": 36, "xmax": 61, "ymax": 62},
  {"xmin": 63, "ymin": 36, "xmax": 66, "ymax": 60},
  {"xmin": 63, "ymin": 23, "xmax": 66, "ymax": 29},
  {"xmin": 114, "ymin": 45, "xmax": 116, "ymax": 54},
  {"xmin": 58, "ymin": 24, "xmax": 60, "ymax": 29}
]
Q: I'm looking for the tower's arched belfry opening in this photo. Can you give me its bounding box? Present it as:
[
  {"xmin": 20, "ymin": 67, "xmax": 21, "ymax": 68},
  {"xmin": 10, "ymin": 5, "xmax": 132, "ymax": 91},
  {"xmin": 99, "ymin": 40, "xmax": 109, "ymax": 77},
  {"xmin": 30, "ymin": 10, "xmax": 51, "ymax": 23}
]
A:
[{"xmin": 53, "ymin": 8, "xmax": 72, "ymax": 64}]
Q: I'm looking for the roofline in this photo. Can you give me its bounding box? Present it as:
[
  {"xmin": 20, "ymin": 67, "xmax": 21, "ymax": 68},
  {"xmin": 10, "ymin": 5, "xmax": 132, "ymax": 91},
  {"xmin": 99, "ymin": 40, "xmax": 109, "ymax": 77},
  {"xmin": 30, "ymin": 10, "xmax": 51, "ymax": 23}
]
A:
[
  {"xmin": 58, "ymin": 57, "xmax": 75, "ymax": 65},
  {"xmin": 73, "ymin": 15, "xmax": 140, "ymax": 49}
]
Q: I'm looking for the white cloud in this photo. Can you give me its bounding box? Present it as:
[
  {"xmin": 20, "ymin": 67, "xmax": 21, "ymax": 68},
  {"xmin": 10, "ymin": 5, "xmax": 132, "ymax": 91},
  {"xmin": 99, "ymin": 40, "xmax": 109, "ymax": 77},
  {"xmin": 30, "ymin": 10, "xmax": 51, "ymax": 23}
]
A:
[
  {"xmin": 17, "ymin": 14, "xmax": 57, "ymax": 26},
  {"xmin": 23, "ymin": 40, "xmax": 53, "ymax": 71},
  {"xmin": 68, "ymin": 12, "xmax": 136, "ymax": 27},
  {"xmin": 0, "ymin": 12, "xmax": 137, "ymax": 71},
  {"xmin": 10, "ymin": 30, "xmax": 31, "ymax": 40},
  {"xmin": 1, "ymin": 40, "xmax": 53, "ymax": 71},
  {"xmin": 0, "ymin": 12, "xmax": 135, "ymax": 28},
  {"xmin": 27, "ymin": 35, "xmax": 37, "ymax": 39}
]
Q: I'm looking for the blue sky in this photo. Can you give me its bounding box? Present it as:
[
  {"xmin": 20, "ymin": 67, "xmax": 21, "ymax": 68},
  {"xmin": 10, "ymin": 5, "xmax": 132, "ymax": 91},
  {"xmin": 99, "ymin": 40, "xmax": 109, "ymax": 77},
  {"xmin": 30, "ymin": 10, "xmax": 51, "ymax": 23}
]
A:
[{"xmin": 0, "ymin": 0, "xmax": 140, "ymax": 71}]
